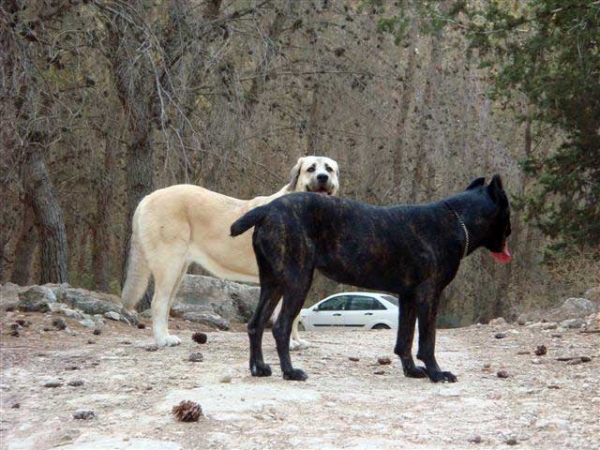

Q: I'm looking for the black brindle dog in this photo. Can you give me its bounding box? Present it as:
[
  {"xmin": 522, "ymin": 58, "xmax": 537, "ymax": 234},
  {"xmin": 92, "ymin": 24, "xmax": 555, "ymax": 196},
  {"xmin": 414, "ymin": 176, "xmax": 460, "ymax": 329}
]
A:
[{"xmin": 230, "ymin": 175, "xmax": 512, "ymax": 383}]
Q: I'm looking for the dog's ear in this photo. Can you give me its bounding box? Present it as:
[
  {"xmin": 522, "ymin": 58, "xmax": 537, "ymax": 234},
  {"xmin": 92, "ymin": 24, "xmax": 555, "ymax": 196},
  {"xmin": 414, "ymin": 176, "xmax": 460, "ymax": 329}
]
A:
[
  {"xmin": 286, "ymin": 157, "xmax": 304, "ymax": 192},
  {"xmin": 466, "ymin": 177, "xmax": 486, "ymax": 190},
  {"xmin": 487, "ymin": 174, "xmax": 507, "ymax": 205}
]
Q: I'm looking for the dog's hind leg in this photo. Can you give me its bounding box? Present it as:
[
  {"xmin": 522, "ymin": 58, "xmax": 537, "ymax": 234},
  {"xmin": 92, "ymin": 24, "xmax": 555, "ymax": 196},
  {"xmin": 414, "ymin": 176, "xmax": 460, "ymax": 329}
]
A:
[
  {"xmin": 394, "ymin": 292, "xmax": 427, "ymax": 379},
  {"xmin": 248, "ymin": 281, "xmax": 282, "ymax": 377},
  {"xmin": 272, "ymin": 299, "xmax": 309, "ymax": 351},
  {"xmin": 273, "ymin": 272, "xmax": 313, "ymax": 381},
  {"xmin": 415, "ymin": 287, "xmax": 457, "ymax": 383},
  {"xmin": 151, "ymin": 260, "xmax": 188, "ymax": 347}
]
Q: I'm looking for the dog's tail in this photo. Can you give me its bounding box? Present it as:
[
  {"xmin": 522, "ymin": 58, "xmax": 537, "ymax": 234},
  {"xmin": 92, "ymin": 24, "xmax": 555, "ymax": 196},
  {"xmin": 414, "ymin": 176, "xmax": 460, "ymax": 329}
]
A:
[
  {"xmin": 230, "ymin": 205, "xmax": 269, "ymax": 237},
  {"xmin": 121, "ymin": 207, "xmax": 151, "ymax": 312}
]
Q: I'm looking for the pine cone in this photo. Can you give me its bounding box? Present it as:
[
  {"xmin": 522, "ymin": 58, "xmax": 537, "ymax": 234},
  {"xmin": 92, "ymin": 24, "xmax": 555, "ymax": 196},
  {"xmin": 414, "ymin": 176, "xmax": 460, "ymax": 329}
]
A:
[{"xmin": 172, "ymin": 400, "xmax": 202, "ymax": 422}]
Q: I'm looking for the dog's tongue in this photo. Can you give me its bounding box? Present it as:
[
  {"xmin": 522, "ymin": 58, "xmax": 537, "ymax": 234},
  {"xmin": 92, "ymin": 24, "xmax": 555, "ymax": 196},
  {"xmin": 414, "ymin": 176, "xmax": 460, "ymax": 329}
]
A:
[{"xmin": 491, "ymin": 244, "xmax": 511, "ymax": 263}]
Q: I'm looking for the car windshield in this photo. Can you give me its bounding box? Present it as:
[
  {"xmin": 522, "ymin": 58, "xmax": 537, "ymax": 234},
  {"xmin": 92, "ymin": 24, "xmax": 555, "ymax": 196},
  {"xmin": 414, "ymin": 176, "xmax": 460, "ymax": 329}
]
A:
[{"xmin": 381, "ymin": 295, "xmax": 399, "ymax": 306}]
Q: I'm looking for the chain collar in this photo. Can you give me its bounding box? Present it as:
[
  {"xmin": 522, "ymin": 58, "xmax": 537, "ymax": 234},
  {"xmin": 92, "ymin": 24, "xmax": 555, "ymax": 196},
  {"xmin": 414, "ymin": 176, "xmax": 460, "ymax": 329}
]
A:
[{"xmin": 444, "ymin": 201, "xmax": 469, "ymax": 259}]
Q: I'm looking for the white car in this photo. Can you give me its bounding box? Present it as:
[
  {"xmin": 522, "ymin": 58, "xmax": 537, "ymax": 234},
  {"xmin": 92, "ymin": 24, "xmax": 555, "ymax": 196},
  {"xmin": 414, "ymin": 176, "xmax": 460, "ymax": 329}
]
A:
[{"xmin": 298, "ymin": 292, "xmax": 399, "ymax": 331}]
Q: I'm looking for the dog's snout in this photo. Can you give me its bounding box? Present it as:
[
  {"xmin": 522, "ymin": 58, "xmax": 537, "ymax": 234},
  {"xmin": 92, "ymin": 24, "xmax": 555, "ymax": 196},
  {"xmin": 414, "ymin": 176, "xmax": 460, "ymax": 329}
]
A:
[{"xmin": 317, "ymin": 173, "xmax": 329, "ymax": 183}]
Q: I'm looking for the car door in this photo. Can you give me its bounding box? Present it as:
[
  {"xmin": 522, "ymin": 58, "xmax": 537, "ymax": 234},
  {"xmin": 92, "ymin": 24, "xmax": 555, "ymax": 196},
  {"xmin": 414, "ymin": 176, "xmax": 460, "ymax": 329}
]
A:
[
  {"xmin": 309, "ymin": 295, "xmax": 349, "ymax": 328},
  {"xmin": 342, "ymin": 295, "xmax": 383, "ymax": 328}
]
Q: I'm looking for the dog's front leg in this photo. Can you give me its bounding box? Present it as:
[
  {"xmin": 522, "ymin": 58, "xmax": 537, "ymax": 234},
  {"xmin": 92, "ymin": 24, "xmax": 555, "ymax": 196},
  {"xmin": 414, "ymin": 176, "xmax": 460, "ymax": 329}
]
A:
[
  {"xmin": 394, "ymin": 294, "xmax": 427, "ymax": 379},
  {"xmin": 416, "ymin": 295, "xmax": 457, "ymax": 383}
]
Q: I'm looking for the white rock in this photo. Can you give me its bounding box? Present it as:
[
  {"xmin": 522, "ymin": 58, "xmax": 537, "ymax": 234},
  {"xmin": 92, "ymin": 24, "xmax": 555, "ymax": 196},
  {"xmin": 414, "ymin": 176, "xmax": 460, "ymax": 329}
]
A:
[
  {"xmin": 560, "ymin": 318, "xmax": 585, "ymax": 329},
  {"xmin": 78, "ymin": 319, "xmax": 95, "ymax": 328},
  {"xmin": 489, "ymin": 317, "xmax": 507, "ymax": 326},
  {"xmin": 104, "ymin": 311, "xmax": 121, "ymax": 321}
]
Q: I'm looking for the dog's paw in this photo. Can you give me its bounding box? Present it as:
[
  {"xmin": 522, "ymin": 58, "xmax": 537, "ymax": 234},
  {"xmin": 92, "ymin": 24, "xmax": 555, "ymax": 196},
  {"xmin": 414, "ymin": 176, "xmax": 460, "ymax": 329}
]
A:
[
  {"xmin": 403, "ymin": 365, "xmax": 428, "ymax": 379},
  {"xmin": 251, "ymin": 363, "xmax": 272, "ymax": 377},
  {"xmin": 283, "ymin": 368, "xmax": 308, "ymax": 381},
  {"xmin": 156, "ymin": 334, "xmax": 181, "ymax": 347},
  {"xmin": 289, "ymin": 339, "xmax": 310, "ymax": 351},
  {"xmin": 427, "ymin": 370, "xmax": 458, "ymax": 383}
]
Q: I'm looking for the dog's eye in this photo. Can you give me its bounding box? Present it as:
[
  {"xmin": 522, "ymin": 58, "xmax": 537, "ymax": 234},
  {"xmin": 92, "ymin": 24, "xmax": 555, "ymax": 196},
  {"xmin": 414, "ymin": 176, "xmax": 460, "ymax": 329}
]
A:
[
  {"xmin": 307, "ymin": 166, "xmax": 316, "ymax": 173},
  {"xmin": 326, "ymin": 166, "xmax": 334, "ymax": 173}
]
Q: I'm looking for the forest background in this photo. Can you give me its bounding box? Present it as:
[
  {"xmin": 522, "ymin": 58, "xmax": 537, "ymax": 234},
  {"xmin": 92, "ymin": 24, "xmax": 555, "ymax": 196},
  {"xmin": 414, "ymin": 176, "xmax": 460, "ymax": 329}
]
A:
[{"xmin": 1, "ymin": 0, "xmax": 598, "ymax": 327}]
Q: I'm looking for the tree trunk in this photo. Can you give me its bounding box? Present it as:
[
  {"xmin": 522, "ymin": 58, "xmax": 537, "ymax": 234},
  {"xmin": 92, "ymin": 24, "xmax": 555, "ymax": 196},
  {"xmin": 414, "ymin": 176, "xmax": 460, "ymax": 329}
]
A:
[
  {"xmin": 409, "ymin": 24, "xmax": 442, "ymax": 203},
  {"xmin": 20, "ymin": 147, "xmax": 69, "ymax": 284},
  {"xmin": 10, "ymin": 204, "xmax": 37, "ymax": 285},
  {"xmin": 91, "ymin": 128, "xmax": 118, "ymax": 292},
  {"xmin": 391, "ymin": 0, "xmax": 418, "ymax": 201}
]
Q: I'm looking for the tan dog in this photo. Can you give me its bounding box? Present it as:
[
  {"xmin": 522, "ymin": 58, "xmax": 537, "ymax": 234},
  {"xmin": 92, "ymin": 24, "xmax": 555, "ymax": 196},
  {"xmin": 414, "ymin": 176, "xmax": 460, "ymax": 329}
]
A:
[{"xmin": 122, "ymin": 156, "xmax": 340, "ymax": 347}]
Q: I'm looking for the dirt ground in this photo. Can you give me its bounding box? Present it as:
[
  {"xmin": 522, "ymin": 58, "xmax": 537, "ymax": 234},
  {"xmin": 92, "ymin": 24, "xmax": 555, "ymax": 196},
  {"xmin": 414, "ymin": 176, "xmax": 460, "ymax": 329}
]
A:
[{"xmin": 1, "ymin": 312, "xmax": 598, "ymax": 450}]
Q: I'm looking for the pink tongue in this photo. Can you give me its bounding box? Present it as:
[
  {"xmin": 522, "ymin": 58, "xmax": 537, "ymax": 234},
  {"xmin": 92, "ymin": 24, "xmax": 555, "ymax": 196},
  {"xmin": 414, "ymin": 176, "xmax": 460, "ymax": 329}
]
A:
[{"xmin": 491, "ymin": 244, "xmax": 511, "ymax": 263}]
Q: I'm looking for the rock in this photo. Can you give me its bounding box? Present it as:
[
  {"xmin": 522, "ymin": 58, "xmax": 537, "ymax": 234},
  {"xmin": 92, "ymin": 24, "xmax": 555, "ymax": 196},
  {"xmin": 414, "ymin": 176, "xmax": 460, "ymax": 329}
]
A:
[
  {"xmin": 488, "ymin": 317, "xmax": 506, "ymax": 327},
  {"xmin": 68, "ymin": 380, "xmax": 84, "ymax": 387},
  {"xmin": 516, "ymin": 315, "xmax": 528, "ymax": 326},
  {"xmin": 93, "ymin": 329, "xmax": 102, "ymax": 335},
  {"xmin": 104, "ymin": 311, "xmax": 121, "ymax": 321},
  {"xmin": 552, "ymin": 298, "xmax": 597, "ymax": 320},
  {"xmin": 176, "ymin": 275, "xmax": 259, "ymax": 322},
  {"xmin": 560, "ymin": 318, "xmax": 585, "ymax": 329},
  {"xmin": 349, "ymin": 357, "xmax": 360, "ymax": 362},
  {"xmin": 541, "ymin": 322, "xmax": 558, "ymax": 330},
  {"xmin": 73, "ymin": 409, "xmax": 95, "ymax": 420},
  {"xmin": 62, "ymin": 308, "xmax": 85, "ymax": 320},
  {"xmin": 467, "ymin": 435, "xmax": 482, "ymax": 444},
  {"xmin": 494, "ymin": 332, "xmax": 507, "ymax": 339},
  {"xmin": 78, "ymin": 319, "xmax": 95, "ymax": 329},
  {"xmin": 17, "ymin": 286, "xmax": 57, "ymax": 312},
  {"xmin": 377, "ymin": 357, "xmax": 392, "ymax": 365},
  {"xmin": 188, "ymin": 352, "xmax": 204, "ymax": 362},
  {"xmin": 53, "ymin": 286, "xmax": 124, "ymax": 316},
  {"xmin": 182, "ymin": 312, "xmax": 229, "ymax": 330},
  {"xmin": 584, "ymin": 286, "xmax": 600, "ymax": 303},
  {"xmin": 93, "ymin": 315, "xmax": 105, "ymax": 327},
  {"xmin": 0, "ymin": 283, "xmax": 22, "ymax": 312},
  {"xmin": 482, "ymin": 363, "xmax": 493, "ymax": 372},
  {"xmin": 44, "ymin": 380, "xmax": 63, "ymax": 388},
  {"xmin": 497, "ymin": 370, "xmax": 510, "ymax": 379},
  {"xmin": 587, "ymin": 313, "xmax": 600, "ymax": 329},
  {"xmin": 220, "ymin": 374, "xmax": 232, "ymax": 383},
  {"xmin": 506, "ymin": 437, "xmax": 518, "ymax": 446},
  {"xmin": 145, "ymin": 345, "xmax": 159, "ymax": 352},
  {"xmin": 534, "ymin": 345, "xmax": 547, "ymax": 356}
]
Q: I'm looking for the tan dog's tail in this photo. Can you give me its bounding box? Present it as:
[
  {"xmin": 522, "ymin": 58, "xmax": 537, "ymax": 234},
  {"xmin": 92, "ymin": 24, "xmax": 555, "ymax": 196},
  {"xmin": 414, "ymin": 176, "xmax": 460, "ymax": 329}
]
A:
[
  {"xmin": 230, "ymin": 205, "xmax": 268, "ymax": 237},
  {"xmin": 121, "ymin": 209, "xmax": 151, "ymax": 311}
]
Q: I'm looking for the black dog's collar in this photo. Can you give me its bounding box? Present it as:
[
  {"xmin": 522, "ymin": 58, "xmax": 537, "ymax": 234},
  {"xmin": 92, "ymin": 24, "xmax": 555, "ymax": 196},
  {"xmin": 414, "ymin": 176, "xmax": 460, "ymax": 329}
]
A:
[{"xmin": 444, "ymin": 201, "xmax": 469, "ymax": 259}]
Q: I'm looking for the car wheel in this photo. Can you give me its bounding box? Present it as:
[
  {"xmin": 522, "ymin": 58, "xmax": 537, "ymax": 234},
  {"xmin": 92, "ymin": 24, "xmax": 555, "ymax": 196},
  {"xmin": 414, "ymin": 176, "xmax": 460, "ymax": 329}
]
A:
[
  {"xmin": 372, "ymin": 324, "xmax": 390, "ymax": 330},
  {"xmin": 298, "ymin": 322, "xmax": 306, "ymax": 332}
]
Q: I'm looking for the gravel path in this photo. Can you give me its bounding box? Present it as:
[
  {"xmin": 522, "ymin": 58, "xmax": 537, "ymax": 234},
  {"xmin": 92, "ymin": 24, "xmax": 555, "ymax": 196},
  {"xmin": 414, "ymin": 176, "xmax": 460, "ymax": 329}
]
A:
[{"xmin": 1, "ymin": 313, "xmax": 598, "ymax": 450}]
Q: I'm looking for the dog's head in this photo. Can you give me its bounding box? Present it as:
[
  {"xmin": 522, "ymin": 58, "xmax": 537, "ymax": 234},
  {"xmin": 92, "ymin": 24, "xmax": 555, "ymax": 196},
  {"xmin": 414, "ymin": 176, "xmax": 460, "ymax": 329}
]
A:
[
  {"xmin": 467, "ymin": 175, "xmax": 512, "ymax": 263},
  {"xmin": 287, "ymin": 156, "xmax": 340, "ymax": 196}
]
